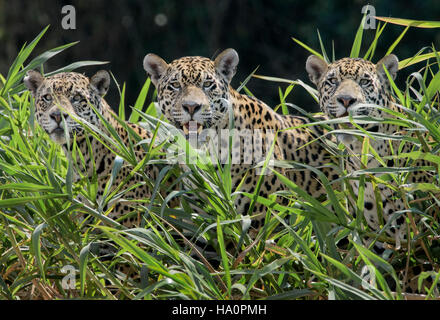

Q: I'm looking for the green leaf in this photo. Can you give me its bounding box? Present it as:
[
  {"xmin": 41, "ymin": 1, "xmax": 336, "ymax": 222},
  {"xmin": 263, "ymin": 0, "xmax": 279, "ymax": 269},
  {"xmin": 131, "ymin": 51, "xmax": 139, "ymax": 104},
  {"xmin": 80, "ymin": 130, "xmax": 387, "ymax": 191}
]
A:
[
  {"xmin": 375, "ymin": 17, "xmax": 440, "ymax": 28},
  {"xmin": 31, "ymin": 223, "xmax": 47, "ymax": 282},
  {"xmin": 79, "ymin": 244, "xmax": 91, "ymax": 296},
  {"xmin": 385, "ymin": 26, "xmax": 410, "ymax": 56},
  {"xmin": 364, "ymin": 22, "xmax": 387, "ymax": 61},
  {"xmin": 292, "ymin": 37, "xmax": 325, "ymax": 60},
  {"xmin": 237, "ymin": 66, "xmax": 259, "ymax": 93},
  {"xmin": 118, "ymin": 83, "xmax": 126, "ymax": 121},
  {"xmin": 0, "ymin": 183, "xmax": 54, "ymax": 192},
  {"xmin": 2, "ymin": 25, "xmax": 50, "ymax": 95},
  {"xmin": 399, "ymin": 51, "xmax": 440, "ymax": 69},
  {"xmin": 46, "ymin": 61, "xmax": 109, "ymax": 76},
  {"xmin": 350, "ymin": 14, "xmax": 367, "ymax": 58},
  {"xmin": 129, "ymin": 77, "xmax": 151, "ymax": 123},
  {"xmin": 217, "ymin": 215, "xmax": 231, "ymax": 296},
  {"xmin": 0, "ymin": 194, "xmax": 66, "ymax": 207}
]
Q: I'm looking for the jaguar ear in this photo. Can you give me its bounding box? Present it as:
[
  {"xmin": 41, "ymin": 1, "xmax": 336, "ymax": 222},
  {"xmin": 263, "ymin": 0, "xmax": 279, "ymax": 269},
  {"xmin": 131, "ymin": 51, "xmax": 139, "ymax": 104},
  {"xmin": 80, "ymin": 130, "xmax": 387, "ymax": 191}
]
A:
[
  {"xmin": 214, "ymin": 48, "xmax": 239, "ymax": 83},
  {"xmin": 143, "ymin": 53, "xmax": 168, "ymax": 86},
  {"xmin": 23, "ymin": 70, "xmax": 44, "ymax": 95},
  {"xmin": 306, "ymin": 55, "xmax": 328, "ymax": 85},
  {"xmin": 90, "ymin": 70, "xmax": 110, "ymax": 96},
  {"xmin": 376, "ymin": 54, "xmax": 399, "ymax": 80}
]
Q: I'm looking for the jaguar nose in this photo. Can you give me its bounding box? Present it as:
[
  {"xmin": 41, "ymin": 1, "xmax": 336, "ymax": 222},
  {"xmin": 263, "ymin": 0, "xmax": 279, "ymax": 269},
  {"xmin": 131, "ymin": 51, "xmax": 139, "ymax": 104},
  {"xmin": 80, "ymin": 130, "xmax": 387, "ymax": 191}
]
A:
[
  {"xmin": 50, "ymin": 110, "xmax": 68, "ymax": 125},
  {"xmin": 182, "ymin": 101, "xmax": 202, "ymax": 116},
  {"xmin": 336, "ymin": 95, "xmax": 357, "ymax": 108}
]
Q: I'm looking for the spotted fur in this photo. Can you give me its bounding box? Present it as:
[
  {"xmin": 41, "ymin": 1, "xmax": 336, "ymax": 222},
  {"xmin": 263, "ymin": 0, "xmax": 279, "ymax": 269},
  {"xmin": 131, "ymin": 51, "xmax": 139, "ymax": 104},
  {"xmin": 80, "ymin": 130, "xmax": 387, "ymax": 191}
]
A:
[
  {"xmin": 306, "ymin": 55, "xmax": 432, "ymax": 243},
  {"xmin": 144, "ymin": 49, "xmax": 339, "ymax": 227},
  {"xmin": 24, "ymin": 70, "xmax": 175, "ymax": 227}
]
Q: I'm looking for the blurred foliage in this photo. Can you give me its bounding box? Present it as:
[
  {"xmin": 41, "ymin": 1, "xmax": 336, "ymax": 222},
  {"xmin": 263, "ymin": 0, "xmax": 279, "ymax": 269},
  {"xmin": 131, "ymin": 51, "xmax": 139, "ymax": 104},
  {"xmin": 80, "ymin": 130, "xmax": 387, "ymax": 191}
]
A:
[{"xmin": 0, "ymin": 0, "xmax": 439, "ymax": 112}]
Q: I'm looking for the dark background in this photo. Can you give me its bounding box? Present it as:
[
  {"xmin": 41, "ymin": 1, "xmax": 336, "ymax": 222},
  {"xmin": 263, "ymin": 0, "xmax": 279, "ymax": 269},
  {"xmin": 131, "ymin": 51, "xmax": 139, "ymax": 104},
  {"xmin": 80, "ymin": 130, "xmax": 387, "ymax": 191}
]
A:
[{"xmin": 1, "ymin": 0, "xmax": 439, "ymax": 113}]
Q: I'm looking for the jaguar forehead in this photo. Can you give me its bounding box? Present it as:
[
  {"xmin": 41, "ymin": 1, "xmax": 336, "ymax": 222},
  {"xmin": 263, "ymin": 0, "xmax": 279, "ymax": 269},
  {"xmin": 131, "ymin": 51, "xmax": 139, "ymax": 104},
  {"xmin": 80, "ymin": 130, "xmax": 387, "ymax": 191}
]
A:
[
  {"xmin": 171, "ymin": 57, "xmax": 215, "ymax": 72},
  {"xmin": 39, "ymin": 73, "xmax": 91, "ymax": 95},
  {"xmin": 331, "ymin": 58, "xmax": 376, "ymax": 78},
  {"xmin": 170, "ymin": 56, "xmax": 214, "ymax": 68}
]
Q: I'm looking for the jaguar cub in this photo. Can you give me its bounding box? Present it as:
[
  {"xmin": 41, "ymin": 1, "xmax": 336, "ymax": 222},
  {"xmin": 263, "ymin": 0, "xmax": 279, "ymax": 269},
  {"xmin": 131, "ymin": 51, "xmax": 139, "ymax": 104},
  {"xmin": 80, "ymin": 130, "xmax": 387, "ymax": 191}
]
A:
[{"xmin": 143, "ymin": 48, "xmax": 338, "ymax": 226}]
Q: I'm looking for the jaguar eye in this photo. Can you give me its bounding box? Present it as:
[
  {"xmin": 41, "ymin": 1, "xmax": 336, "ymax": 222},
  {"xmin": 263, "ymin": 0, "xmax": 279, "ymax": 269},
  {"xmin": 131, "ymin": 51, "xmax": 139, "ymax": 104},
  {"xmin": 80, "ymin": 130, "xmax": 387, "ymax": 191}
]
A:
[
  {"xmin": 203, "ymin": 80, "xmax": 214, "ymax": 88},
  {"xmin": 42, "ymin": 94, "xmax": 52, "ymax": 102},
  {"xmin": 169, "ymin": 81, "xmax": 181, "ymax": 90},
  {"xmin": 328, "ymin": 77, "xmax": 338, "ymax": 85},
  {"xmin": 359, "ymin": 78, "xmax": 371, "ymax": 86},
  {"xmin": 72, "ymin": 94, "xmax": 82, "ymax": 102}
]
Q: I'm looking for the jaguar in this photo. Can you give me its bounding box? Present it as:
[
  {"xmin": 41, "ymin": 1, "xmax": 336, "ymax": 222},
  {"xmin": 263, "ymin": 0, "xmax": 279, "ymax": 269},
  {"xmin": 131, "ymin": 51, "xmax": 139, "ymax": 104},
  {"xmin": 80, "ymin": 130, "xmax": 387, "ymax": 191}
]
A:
[
  {"xmin": 24, "ymin": 70, "xmax": 177, "ymax": 227},
  {"xmin": 143, "ymin": 48, "xmax": 340, "ymax": 230},
  {"xmin": 306, "ymin": 54, "xmax": 436, "ymax": 294}
]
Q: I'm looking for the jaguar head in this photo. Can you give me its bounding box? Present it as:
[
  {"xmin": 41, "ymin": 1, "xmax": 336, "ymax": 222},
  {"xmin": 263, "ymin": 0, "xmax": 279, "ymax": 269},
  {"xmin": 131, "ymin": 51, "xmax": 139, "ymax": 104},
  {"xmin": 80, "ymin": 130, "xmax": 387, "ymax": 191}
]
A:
[
  {"xmin": 306, "ymin": 54, "xmax": 399, "ymax": 122},
  {"xmin": 143, "ymin": 48, "xmax": 239, "ymax": 135},
  {"xmin": 24, "ymin": 70, "xmax": 110, "ymax": 144}
]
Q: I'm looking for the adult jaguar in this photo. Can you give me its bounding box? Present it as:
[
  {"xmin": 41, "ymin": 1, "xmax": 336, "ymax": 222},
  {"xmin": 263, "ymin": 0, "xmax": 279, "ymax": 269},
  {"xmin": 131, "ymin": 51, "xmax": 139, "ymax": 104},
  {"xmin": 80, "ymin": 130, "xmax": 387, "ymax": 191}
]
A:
[
  {"xmin": 305, "ymin": 54, "xmax": 433, "ymax": 243},
  {"xmin": 143, "ymin": 48, "xmax": 339, "ymax": 228},
  {"xmin": 23, "ymin": 70, "xmax": 177, "ymax": 227}
]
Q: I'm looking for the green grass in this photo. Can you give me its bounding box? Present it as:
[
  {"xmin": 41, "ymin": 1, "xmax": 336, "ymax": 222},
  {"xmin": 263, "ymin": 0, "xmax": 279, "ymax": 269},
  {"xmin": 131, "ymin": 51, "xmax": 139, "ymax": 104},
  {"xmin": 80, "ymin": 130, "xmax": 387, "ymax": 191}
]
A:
[{"xmin": 0, "ymin": 19, "xmax": 440, "ymax": 300}]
